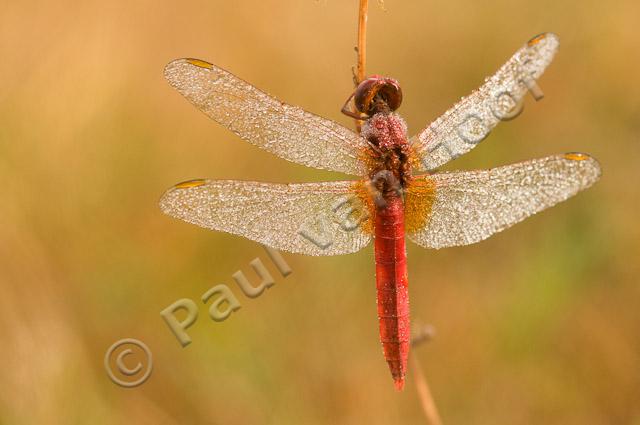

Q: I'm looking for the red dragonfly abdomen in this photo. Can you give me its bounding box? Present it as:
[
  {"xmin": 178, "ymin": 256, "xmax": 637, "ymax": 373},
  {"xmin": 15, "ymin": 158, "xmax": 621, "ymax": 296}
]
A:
[{"xmin": 374, "ymin": 194, "xmax": 410, "ymax": 390}]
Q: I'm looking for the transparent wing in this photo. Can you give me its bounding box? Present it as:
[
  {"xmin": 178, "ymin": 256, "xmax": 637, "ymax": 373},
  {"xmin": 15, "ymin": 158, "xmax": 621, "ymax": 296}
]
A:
[
  {"xmin": 164, "ymin": 59, "xmax": 369, "ymax": 175},
  {"xmin": 407, "ymin": 153, "xmax": 601, "ymax": 249},
  {"xmin": 159, "ymin": 179, "xmax": 372, "ymax": 256},
  {"xmin": 410, "ymin": 33, "xmax": 560, "ymax": 171}
]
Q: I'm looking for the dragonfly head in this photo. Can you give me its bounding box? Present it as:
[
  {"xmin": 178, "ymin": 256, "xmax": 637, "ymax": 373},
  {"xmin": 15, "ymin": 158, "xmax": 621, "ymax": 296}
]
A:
[{"xmin": 352, "ymin": 76, "xmax": 403, "ymax": 117}]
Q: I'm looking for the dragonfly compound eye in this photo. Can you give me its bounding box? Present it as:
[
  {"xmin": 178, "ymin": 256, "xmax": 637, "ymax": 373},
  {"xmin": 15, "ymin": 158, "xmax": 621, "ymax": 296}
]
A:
[{"xmin": 354, "ymin": 76, "xmax": 403, "ymax": 115}]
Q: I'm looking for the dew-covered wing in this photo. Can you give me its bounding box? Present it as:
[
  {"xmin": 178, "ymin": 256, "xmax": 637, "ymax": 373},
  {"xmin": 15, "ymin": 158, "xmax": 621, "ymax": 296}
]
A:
[
  {"xmin": 160, "ymin": 179, "xmax": 372, "ymax": 256},
  {"xmin": 410, "ymin": 33, "xmax": 560, "ymax": 171},
  {"xmin": 407, "ymin": 153, "xmax": 601, "ymax": 249},
  {"xmin": 164, "ymin": 59, "xmax": 369, "ymax": 175}
]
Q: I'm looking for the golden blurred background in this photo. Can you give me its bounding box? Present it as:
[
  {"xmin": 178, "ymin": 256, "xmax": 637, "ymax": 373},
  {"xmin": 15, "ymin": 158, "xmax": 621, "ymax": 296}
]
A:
[{"xmin": 1, "ymin": 0, "xmax": 638, "ymax": 423}]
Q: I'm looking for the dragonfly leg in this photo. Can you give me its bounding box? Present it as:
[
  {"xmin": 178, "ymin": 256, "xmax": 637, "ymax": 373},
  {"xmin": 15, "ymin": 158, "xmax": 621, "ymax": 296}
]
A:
[{"xmin": 340, "ymin": 92, "xmax": 368, "ymax": 120}]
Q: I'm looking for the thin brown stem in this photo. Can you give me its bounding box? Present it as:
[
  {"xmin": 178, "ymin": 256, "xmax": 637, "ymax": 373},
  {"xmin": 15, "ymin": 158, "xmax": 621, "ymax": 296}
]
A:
[
  {"xmin": 411, "ymin": 354, "xmax": 443, "ymax": 425},
  {"xmin": 352, "ymin": 0, "xmax": 368, "ymax": 133},
  {"xmin": 356, "ymin": 0, "xmax": 368, "ymax": 84}
]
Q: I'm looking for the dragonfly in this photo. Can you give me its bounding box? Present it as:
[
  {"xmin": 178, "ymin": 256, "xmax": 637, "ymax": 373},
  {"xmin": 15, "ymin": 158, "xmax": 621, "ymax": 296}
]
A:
[{"xmin": 160, "ymin": 33, "xmax": 600, "ymax": 390}]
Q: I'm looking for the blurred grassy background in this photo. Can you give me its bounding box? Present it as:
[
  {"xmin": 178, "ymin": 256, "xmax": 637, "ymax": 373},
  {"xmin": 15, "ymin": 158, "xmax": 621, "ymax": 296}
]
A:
[{"xmin": 1, "ymin": 0, "xmax": 638, "ymax": 424}]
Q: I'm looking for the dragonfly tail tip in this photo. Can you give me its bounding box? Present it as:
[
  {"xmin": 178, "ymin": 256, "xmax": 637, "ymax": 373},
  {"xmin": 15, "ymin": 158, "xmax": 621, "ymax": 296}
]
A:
[{"xmin": 394, "ymin": 377, "xmax": 405, "ymax": 391}]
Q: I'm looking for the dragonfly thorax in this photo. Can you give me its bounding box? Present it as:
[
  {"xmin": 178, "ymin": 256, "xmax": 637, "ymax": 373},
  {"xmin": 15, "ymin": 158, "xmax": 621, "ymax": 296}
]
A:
[{"xmin": 362, "ymin": 112, "xmax": 413, "ymax": 194}]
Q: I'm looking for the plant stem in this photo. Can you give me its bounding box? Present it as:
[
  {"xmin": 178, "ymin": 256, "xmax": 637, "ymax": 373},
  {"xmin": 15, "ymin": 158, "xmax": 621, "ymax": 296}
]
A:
[
  {"xmin": 352, "ymin": 0, "xmax": 368, "ymax": 132},
  {"xmin": 357, "ymin": 0, "xmax": 368, "ymax": 84},
  {"xmin": 411, "ymin": 354, "xmax": 443, "ymax": 425}
]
